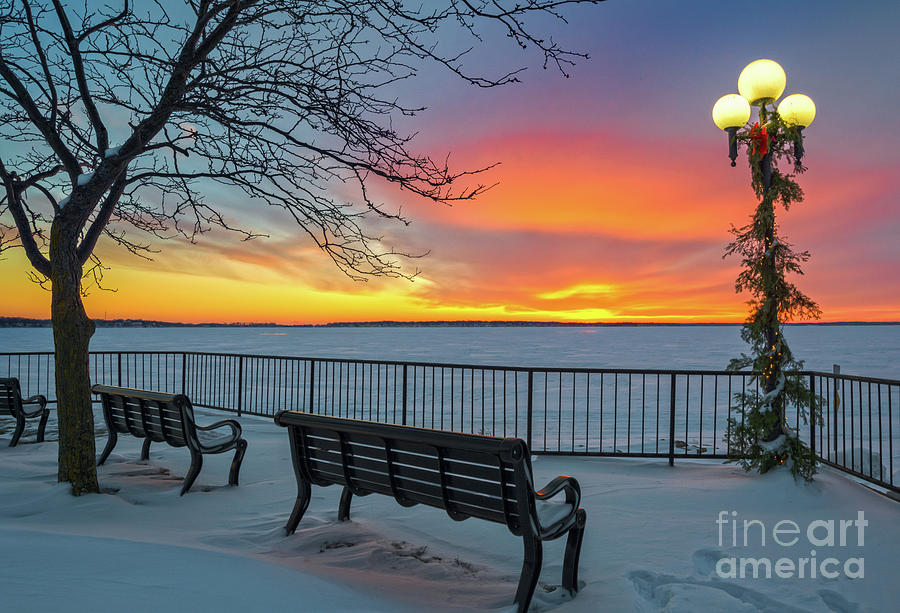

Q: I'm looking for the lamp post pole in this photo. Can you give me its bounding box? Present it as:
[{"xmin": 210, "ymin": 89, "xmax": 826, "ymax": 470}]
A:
[{"xmin": 758, "ymin": 112, "xmax": 778, "ymax": 413}]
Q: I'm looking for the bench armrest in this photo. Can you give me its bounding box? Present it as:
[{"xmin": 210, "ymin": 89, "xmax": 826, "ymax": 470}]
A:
[
  {"xmin": 196, "ymin": 419, "xmax": 242, "ymax": 438},
  {"xmin": 21, "ymin": 394, "xmax": 48, "ymax": 417},
  {"xmin": 535, "ymin": 475, "xmax": 581, "ymax": 508},
  {"xmin": 534, "ymin": 475, "xmax": 582, "ymax": 540}
]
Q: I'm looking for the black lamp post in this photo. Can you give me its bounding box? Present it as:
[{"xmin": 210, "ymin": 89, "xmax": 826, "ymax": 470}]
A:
[{"xmin": 712, "ymin": 59, "xmax": 816, "ymax": 435}]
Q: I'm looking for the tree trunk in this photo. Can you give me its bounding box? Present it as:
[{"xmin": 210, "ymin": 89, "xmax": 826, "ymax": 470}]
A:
[{"xmin": 50, "ymin": 219, "xmax": 99, "ymax": 495}]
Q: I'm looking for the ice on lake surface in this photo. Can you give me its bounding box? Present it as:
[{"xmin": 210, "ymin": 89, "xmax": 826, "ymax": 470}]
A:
[{"xmin": 2, "ymin": 324, "xmax": 898, "ymax": 379}]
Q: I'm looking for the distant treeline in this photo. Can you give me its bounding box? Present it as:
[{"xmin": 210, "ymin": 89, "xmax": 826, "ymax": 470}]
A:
[
  {"xmin": 0, "ymin": 317, "xmax": 274, "ymax": 328},
  {"xmin": 1, "ymin": 317, "xmax": 896, "ymax": 328}
]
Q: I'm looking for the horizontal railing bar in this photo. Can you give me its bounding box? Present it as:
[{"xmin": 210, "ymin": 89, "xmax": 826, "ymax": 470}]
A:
[
  {"xmin": 535, "ymin": 451, "xmax": 733, "ymax": 459},
  {"xmin": 819, "ymin": 458, "xmax": 895, "ymax": 490},
  {"xmin": 2, "ymin": 352, "xmax": 898, "ymax": 385},
  {"xmin": 179, "ymin": 352, "xmax": 771, "ymax": 377},
  {"xmin": 805, "ymin": 372, "xmax": 900, "ymax": 385}
]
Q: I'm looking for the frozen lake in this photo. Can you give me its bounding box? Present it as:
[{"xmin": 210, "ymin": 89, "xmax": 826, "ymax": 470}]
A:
[{"xmin": 1, "ymin": 324, "xmax": 898, "ymax": 379}]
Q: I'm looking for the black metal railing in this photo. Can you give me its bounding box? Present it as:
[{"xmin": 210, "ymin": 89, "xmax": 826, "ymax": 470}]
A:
[
  {"xmin": 1, "ymin": 351, "xmax": 896, "ymax": 493},
  {"xmin": 808, "ymin": 370, "xmax": 896, "ymax": 492}
]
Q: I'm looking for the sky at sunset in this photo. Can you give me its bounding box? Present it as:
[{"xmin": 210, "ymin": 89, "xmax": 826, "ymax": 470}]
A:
[{"xmin": 2, "ymin": 0, "xmax": 899, "ymax": 324}]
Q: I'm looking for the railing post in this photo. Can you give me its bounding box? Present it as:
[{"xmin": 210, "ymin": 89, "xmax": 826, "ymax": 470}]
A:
[
  {"xmin": 401, "ymin": 364, "xmax": 408, "ymax": 425},
  {"xmin": 833, "ymin": 364, "xmax": 840, "ymax": 456},
  {"xmin": 526, "ymin": 370, "xmax": 534, "ymax": 451},
  {"xmin": 181, "ymin": 353, "xmax": 187, "ymax": 394},
  {"xmin": 117, "ymin": 353, "xmax": 122, "ymax": 387},
  {"xmin": 668, "ymin": 373, "xmax": 677, "ymax": 467},
  {"xmin": 236, "ymin": 356, "xmax": 244, "ymax": 417},
  {"xmin": 308, "ymin": 360, "xmax": 316, "ymax": 412},
  {"xmin": 809, "ymin": 374, "xmax": 816, "ymax": 458}
]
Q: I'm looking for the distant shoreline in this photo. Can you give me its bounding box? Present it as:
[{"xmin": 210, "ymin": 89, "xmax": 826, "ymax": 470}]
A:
[{"xmin": 2, "ymin": 317, "xmax": 898, "ymax": 329}]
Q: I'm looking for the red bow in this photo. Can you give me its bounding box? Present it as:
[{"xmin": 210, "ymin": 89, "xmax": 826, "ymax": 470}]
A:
[{"xmin": 749, "ymin": 122, "xmax": 768, "ymax": 156}]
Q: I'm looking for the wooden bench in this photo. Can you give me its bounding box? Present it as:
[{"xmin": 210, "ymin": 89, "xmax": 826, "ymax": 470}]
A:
[
  {"xmin": 92, "ymin": 385, "xmax": 248, "ymax": 495},
  {"xmin": 274, "ymin": 411, "xmax": 587, "ymax": 613},
  {"xmin": 1, "ymin": 377, "xmax": 50, "ymax": 447}
]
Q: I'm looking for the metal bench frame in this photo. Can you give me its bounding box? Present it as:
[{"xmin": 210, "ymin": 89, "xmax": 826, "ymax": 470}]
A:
[
  {"xmin": 274, "ymin": 411, "xmax": 587, "ymax": 613},
  {"xmin": 92, "ymin": 384, "xmax": 248, "ymax": 495},
  {"xmin": 1, "ymin": 377, "xmax": 50, "ymax": 447}
]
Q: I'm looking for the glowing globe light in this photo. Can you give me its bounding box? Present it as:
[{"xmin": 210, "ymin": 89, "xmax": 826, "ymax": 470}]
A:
[
  {"xmin": 738, "ymin": 59, "xmax": 786, "ymax": 106},
  {"xmin": 777, "ymin": 94, "xmax": 816, "ymax": 127},
  {"xmin": 712, "ymin": 94, "xmax": 751, "ymax": 130}
]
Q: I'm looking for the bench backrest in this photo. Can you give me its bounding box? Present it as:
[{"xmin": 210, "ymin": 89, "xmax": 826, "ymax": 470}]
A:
[
  {"xmin": 0, "ymin": 377, "xmax": 24, "ymax": 417},
  {"xmin": 92, "ymin": 384, "xmax": 200, "ymax": 450},
  {"xmin": 275, "ymin": 411, "xmax": 537, "ymax": 536}
]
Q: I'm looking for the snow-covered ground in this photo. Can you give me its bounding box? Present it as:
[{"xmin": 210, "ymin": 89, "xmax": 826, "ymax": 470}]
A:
[{"xmin": 2, "ymin": 408, "xmax": 898, "ymax": 612}]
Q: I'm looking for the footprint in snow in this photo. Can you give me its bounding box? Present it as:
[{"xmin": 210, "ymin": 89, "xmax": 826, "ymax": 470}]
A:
[{"xmin": 628, "ymin": 567, "xmax": 852, "ymax": 613}]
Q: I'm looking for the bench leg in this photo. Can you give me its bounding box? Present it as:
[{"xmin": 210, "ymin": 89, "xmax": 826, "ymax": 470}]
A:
[
  {"xmin": 228, "ymin": 439, "xmax": 248, "ymax": 486},
  {"xmin": 36, "ymin": 409, "xmax": 49, "ymax": 443},
  {"xmin": 285, "ymin": 480, "xmax": 311, "ymax": 535},
  {"xmin": 97, "ymin": 430, "xmax": 118, "ymax": 465},
  {"xmin": 561, "ymin": 509, "xmax": 587, "ymax": 595},
  {"xmin": 181, "ymin": 450, "xmax": 203, "ymax": 496},
  {"xmin": 140, "ymin": 438, "xmax": 152, "ymax": 461},
  {"xmin": 338, "ymin": 486, "xmax": 352, "ymax": 521},
  {"xmin": 10, "ymin": 415, "xmax": 25, "ymax": 447},
  {"xmin": 514, "ymin": 532, "xmax": 543, "ymax": 613}
]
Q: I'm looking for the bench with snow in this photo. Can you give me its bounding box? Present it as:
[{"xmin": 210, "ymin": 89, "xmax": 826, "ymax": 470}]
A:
[
  {"xmin": 1, "ymin": 377, "xmax": 50, "ymax": 447},
  {"xmin": 274, "ymin": 411, "xmax": 587, "ymax": 613},
  {"xmin": 92, "ymin": 384, "xmax": 248, "ymax": 495}
]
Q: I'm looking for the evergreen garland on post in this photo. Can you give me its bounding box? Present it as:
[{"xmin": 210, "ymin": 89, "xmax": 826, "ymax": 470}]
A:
[{"xmin": 724, "ymin": 107, "xmax": 821, "ymax": 480}]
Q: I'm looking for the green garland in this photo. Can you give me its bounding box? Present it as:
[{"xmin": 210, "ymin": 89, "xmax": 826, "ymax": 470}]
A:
[{"xmin": 724, "ymin": 109, "xmax": 822, "ymax": 481}]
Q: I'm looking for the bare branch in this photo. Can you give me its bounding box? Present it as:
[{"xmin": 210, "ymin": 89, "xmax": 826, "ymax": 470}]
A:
[
  {"xmin": 0, "ymin": 57, "xmax": 81, "ymax": 179},
  {"xmin": 50, "ymin": 0, "xmax": 109, "ymax": 152},
  {"xmin": 0, "ymin": 155, "xmax": 51, "ymax": 275},
  {"xmin": 76, "ymin": 1, "xmax": 129, "ymax": 44},
  {"xmin": 20, "ymin": 0, "xmax": 59, "ymax": 126},
  {"xmin": 77, "ymin": 169, "xmax": 127, "ymax": 264}
]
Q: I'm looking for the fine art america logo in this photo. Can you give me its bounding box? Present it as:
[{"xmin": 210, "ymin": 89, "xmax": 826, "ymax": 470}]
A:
[{"xmin": 714, "ymin": 511, "xmax": 866, "ymax": 580}]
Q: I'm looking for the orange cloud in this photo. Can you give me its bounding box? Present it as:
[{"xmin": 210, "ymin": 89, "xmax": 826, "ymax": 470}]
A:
[{"xmin": 401, "ymin": 129, "xmax": 751, "ymax": 241}]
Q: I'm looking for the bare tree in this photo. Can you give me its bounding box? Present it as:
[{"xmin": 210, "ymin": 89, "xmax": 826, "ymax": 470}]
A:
[{"xmin": 0, "ymin": 0, "xmax": 603, "ymax": 494}]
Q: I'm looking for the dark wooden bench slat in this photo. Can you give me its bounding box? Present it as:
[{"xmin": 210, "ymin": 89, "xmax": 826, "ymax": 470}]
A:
[
  {"xmin": 0, "ymin": 387, "xmax": 14, "ymax": 415},
  {"xmin": 306, "ymin": 454, "xmax": 518, "ymax": 520},
  {"xmin": 106, "ymin": 394, "xmax": 128, "ymax": 431},
  {"xmin": 146, "ymin": 398, "xmax": 185, "ymax": 446},
  {"xmin": 122, "ymin": 396, "xmax": 145, "ymax": 438},
  {"xmin": 303, "ymin": 431, "xmax": 516, "ymax": 483},
  {"xmin": 304, "ymin": 443, "xmax": 518, "ymax": 496},
  {"xmin": 306, "ymin": 451, "xmax": 507, "ymax": 507},
  {"xmin": 301, "ymin": 436, "xmax": 520, "ymax": 507},
  {"xmin": 306, "ymin": 457, "xmax": 511, "ymax": 524},
  {"xmin": 111, "ymin": 395, "xmax": 187, "ymax": 446},
  {"xmin": 382, "ymin": 438, "xmax": 403, "ymax": 506},
  {"xmin": 304, "ymin": 426, "xmax": 510, "ymax": 466},
  {"xmin": 498, "ymin": 455, "xmax": 515, "ymax": 528},
  {"xmin": 138, "ymin": 397, "xmax": 153, "ymax": 441}
]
